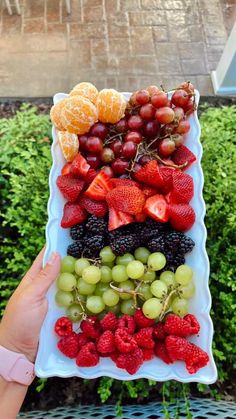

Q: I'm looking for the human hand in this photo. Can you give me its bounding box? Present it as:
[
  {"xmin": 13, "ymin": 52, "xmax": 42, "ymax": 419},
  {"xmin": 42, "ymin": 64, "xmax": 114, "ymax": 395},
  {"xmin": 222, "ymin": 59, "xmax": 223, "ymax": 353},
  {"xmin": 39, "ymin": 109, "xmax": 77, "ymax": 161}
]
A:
[{"xmin": 0, "ymin": 248, "xmax": 61, "ymax": 363}]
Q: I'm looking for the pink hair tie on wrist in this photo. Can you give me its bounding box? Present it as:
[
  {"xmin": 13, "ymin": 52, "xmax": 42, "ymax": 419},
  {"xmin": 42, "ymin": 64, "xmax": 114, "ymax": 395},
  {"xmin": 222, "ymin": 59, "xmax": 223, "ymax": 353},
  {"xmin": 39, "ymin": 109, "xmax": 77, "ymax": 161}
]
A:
[{"xmin": 0, "ymin": 345, "xmax": 35, "ymax": 386}]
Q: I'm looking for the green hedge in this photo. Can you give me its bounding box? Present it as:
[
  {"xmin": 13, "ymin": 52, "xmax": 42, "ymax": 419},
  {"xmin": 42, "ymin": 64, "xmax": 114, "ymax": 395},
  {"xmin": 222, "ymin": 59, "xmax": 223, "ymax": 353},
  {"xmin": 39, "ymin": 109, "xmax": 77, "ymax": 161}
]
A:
[{"xmin": 0, "ymin": 104, "xmax": 236, "ymax": 413}]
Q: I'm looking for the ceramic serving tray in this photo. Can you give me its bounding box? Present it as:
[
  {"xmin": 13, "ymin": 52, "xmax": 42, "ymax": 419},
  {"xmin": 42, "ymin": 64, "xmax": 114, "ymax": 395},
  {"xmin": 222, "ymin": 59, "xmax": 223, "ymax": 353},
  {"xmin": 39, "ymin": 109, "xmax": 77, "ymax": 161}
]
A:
[{"xmin": 35, "ymin": 90, "xmax": 217, "ymax": 384}]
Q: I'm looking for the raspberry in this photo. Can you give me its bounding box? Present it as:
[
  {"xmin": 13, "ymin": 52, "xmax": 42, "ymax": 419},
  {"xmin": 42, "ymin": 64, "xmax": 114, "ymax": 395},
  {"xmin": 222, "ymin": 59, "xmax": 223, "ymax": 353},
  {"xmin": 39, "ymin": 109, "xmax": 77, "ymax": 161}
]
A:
[
  {"xmin": 134, "ymin": 308, "xmax": 155, "ymax": 329},
  {"xmin": 115, "ymin": 328, "xmax": 137, "ymax": 353},
  {"xmin": 164, "ymin": 314, "xmax": 200, "ymax": 338},
  {"xmin": 110, "ymin": 350, "xmax": 119, "ymax": 363},
  {"xmin": 76, "ymin": 342, "xmax": 99, "ymax": 367},
  {"xmin": 153, "ymin": 323, "xmax": 166, "ymax": 340},
  {"xmin": 57, "ymin": 333, "xmax": 80, "ymax": 358},
  {"xmin": 80, "ymin": 316, "xmax": 101, "ymax": 339},
  {"xmin": 185, "ymin": 343, "xmax": 209, "ymax": 374},
  {"xmin": 142, "ymin": 348, "xmax": 155, "ymax": 361},
  {"xmin": 134, "ymin": 327, "xmax": 154, "ymax": 349},
  {"xmin": 184, "ymin": 314, "xmax": 200, "ymax": 335},
  {"xmin": 54, "ymin": 316, "xmax": 73, "ymax": 337},
  {"xmin": 155, "ymin": 342, "xmax": 173, "ymax": 364},
  {"xmin": 165, "ymin": 335, "xmax": 191, "ymax": 362},
  {"xmin": 100, "ymin": 312, "xmax": 118, "ymax": 332},
  {"xmin": 116, "ymin": 348, "xmax": 143, "ymax": 375},
  {"xmin": 77, "ymin": 332, "xmax": 89, "ymax": 349},
  {"xmin": 97, "ymin": 331, "xmax": 115, "ymax": 355},
  {"xmin": 118, "ymin": 315, "xmax": 136, "ymax": 334}
]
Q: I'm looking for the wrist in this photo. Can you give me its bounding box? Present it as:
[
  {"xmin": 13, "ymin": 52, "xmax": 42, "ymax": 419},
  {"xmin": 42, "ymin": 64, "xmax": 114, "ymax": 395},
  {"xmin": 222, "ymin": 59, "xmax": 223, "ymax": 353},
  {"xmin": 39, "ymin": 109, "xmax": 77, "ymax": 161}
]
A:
[{"xmin": 0, "ymin": 327, "xmax": 35, "ymax": 364}]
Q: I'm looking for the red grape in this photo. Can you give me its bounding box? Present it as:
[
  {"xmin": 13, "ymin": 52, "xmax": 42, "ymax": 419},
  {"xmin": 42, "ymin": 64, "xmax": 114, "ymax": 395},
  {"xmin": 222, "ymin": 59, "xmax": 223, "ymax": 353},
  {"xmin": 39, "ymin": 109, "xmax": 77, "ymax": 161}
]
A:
[
  {"xmin": 176, "ymin": 119, "xmax": 190, "ymax": 134},
  {"xmin": 139, "ymin": 104, "xmax": 156, "ymax": 121},
  {"xmin": 144, "ymin": 120, "xmax": 160, "ymax": 138},
  {"xmin": 115, "ymin": 117, "xmax": 128, "ymax": 133},
  {"xmin": 112, "ymin": 159, "xmax": 130, "ymax": 175},
  {"xmin": 183, "ymin": 99, "xmax": 194, "ymax": 114},
  {"xmin": 128, "ymin": 115, "xmax": 143, "ymax": 131},
  {"xmin": 110, "ymin": 139, "xmax": 123, "ymax": 157},
  {"xmin": 86, "ymin": 136, "xmax": 103, "ymax": 154},
  {"xmin": 159, "ymin": 138, "xmax": 176, "ymax": 157},
  {"xmin": 86, "ymin": 154, "xmax": 101, "ymax": 169},
  {"xmin": 90, "ymin": 122, "xmax": 108, "ymax": 140},
  {"xmin": 172, "ymin": 134, "xmax": 184, "ymax": 147},
  {"xmin": 132, "ymin": 163, "xmax": 142, "ymax": 174},
  {"xmin": 102, "ymin": 166, "xmax": 114, "ymax": 177},
  {"xmin": 179, "ymin": 81, "xmax": 194, "ymax": 95},
  {"xmin": 151, "ymin": 92, "xmax": 168, "ymax": 108},
  {"xmin": 130, "ymin": 91, "xmax": 138, "ymax": 105},
  {"xmin": 155, "ymin": 107, "xmax": 175, "ymax": 124},
  {"xmin": 78, "ymin": 135, "xmax": 88, "ymax": 151},
  {"xmin": 164, "ymin": 123, "xmax": 176, "ymax": 134},
  {"xmin": 173, "ymin": 107, "xmax": 184, "ymax": 121},
  {"xmin": 171, "ymin": 89, "xmax": 190, "ymax": 108},
  {"xmin": 146, "ymin": 85, "xmax": 160, "ymax": 96},
  {"xmin": 100, "ymin": 147, "xmax": 115, "ymax": 163},
  {"xmin": 122, "ymin": 141, "xmax": 137, "ymax": 159},
  {"xmin": 125, "ymin": 131, "xmax": 142, "ymax": 144},
  {"xmin": 135, "ymin": 89, "xmax": 150, "ymax": 105},
  {"xmin": 138, "ymin": 155, "xmax": 152, "ymax": 166}
]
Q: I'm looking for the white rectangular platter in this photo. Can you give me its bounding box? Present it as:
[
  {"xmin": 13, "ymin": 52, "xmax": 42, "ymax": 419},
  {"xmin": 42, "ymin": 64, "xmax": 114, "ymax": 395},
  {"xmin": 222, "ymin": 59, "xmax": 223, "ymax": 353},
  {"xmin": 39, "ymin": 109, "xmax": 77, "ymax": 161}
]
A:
[{"xmin": 35, "ymin": 90, "xmax": 217, "ymax": 384}]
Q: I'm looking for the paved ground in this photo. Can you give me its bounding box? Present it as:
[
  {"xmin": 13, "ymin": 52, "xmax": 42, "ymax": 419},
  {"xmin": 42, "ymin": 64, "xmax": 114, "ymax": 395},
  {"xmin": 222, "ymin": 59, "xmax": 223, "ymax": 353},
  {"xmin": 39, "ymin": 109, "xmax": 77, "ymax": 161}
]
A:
[{"xmin": 0, "ymin": 0, "xmax": 235, "ymax": 97}]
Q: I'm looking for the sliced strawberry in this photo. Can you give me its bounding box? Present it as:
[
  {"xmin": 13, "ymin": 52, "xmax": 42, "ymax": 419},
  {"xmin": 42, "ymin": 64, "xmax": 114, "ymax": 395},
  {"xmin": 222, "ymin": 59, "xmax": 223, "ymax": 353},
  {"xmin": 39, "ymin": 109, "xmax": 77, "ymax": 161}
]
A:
[
  {"xmin": 71, "ymin": 153, "xmax": 90, "ymax": 177},
  {"xmin": 168, "ymin": 204, "xmax": 195, "ymax": 231},
  {"xmin": 141, "ymin": 186, "xmax": 158, "ymax": 198},
  {"xmin": 108, "ymin": 207, "xmax": 134, "ymax": 231},
  {"xmin": 79, "ymin": 195, "xmax": 108, "ymax": 218},
  {"xmin": 111, "ymin": 178, "xmax": 139, "ymax": 188},
  {"xmin": 61, "ymin": 202, "xmax": 88, "ymax": 228},
  {"xmin": 159, "ymin": 167, "xmax": 174, "ymax": 194},
  {"xmin": 135, "ymin": 212, "xmax": 147, "ymax": 222},
  {"xmin": 61, "ymin": 162, "xmax": 72, "ymax": 176},
  {"xmin": 106, "ymin": 186, "xmax": 145, "ymax": 215},
  {"xmin": 56, "ymin": 175, "xmax": 85, "ymax": 202},
  {"xmin": 171, "ymin": 145, "xmax": 196, "ymax": 169},
  {"xmin": 85, "ymin": 168, "xmax": 97, "ymax": 184},
  {"xmin": 134, "ymin": 160, "xmax": 164, "ymax": 188},
  {"xmin": 169, "ymin": 171, "xmax": 194, "ymax": 204},
  {"xmin": 85, "ymin": 171, "xmax": 112, "ymax": 201},
  {"xmin": 143, "ymin": 194, "xmax": 169, "ymax": 223}
]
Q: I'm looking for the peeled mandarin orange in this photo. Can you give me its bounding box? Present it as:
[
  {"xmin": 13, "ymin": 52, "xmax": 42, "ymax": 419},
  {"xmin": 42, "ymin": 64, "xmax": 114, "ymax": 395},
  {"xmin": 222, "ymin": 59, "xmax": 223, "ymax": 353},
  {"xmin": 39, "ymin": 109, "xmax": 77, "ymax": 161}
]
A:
[
  {"xmin": 50, "ymin": 98, "xmax": 70, "ymax": 131},
  {"xmin": 57, "ymin": 131, "xmax": 79, "ymax": 162},
  {"xmin": 69, "ymin": 82, "xmax": 98, "ymax": 104},
  {"xmin": 96, "ymin": 89, "xmax": 127, "ymax": 124},
  {"xmin": 61, "ymin": 96, "xmax": 98, "ymax": 135}
]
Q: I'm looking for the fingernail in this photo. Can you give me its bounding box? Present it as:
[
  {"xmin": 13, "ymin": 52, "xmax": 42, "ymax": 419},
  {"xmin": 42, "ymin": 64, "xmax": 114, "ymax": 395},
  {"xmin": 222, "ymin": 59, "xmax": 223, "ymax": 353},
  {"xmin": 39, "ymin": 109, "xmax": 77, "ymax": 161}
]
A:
[{"xmin": 48, "ymin": 252, "xmax": 58, "ymax": 265}]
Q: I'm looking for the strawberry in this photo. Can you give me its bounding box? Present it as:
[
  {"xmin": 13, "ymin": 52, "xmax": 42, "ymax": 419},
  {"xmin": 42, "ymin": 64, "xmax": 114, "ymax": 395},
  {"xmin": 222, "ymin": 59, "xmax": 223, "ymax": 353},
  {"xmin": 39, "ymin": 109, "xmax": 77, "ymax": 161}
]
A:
[
  {"xmin": 85, "ymin": 168, "xmax": 97, "ymax": 184},
  {"xmin": 143, "ymin": 194, "xmax": 169, "ymax": 222},
  {"xmin": 56, "ymin": 174, "xmax": 85, "ymax": 202},
  {"xmin": 141, "ymin": 186, "xmax": 158, "ymax": 198},
  {"xmin": 159, "ymin": 167, "xmax": 174, "ymax": 194},
  {"xmin": 169, "ymin": 171, "xmax": 194, "ymax": 204},
  {"xmin": 111, "ymin": 178, "xmax": 139, "ymax": 188},
  {"xmin": 61, "ymin": 162, "xmax": 72, "ymax": 176},
  {"xmin": 134, "ymin": 160, "xmax": 164, "ymax": 188},
  {"xmin": 135, "ymin": 212, "xmax": 147, "ymax": 222},
  {"xmin": 85, "ymin": 171, "xmax": 112, "ymax": 201},
  {"xmin": 76, "ymin": 342, "xmax": 99, "ymax": 367},
  {"xmin": 108, "ymin": 207, "xmax": 134, "ymax": 231},
  {"xmin": 168, "ymin": 203, "xmax": 195, "ymax": 231},
  {"xmin": 79, "ymin": 195, "xmax": 108, "ymax": 218},
  {"xmin": 172, "ymin": 145, "xmax": 196, "ymax": 169},
  {"xmin": 70, "ymin": 153, "xmax": 90, "ymax": 177},
  {"xmin": 106, "ymin": 186, "xmax": 145, "ymax": 215},
  {"xmin": 61, "ymin": 202, "xmax": 88, "ymax": 228},
  {"xmin": 57, "ymin": 334, "xmax": 80, "ymax": 359}
]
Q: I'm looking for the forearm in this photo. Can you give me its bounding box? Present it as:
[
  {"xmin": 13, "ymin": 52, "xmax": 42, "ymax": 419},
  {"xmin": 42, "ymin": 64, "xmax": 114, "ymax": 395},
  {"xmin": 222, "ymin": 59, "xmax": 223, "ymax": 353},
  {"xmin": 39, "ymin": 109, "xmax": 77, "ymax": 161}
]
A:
[{"xmin": 0, "ymin": 377, "xmax": 28, "ymax": 419}]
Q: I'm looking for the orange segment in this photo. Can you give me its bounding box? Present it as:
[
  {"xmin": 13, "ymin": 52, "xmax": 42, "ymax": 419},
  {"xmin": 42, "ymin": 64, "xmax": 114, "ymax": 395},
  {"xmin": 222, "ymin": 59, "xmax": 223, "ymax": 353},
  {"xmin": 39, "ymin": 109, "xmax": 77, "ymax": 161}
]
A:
[
  {"xmin": 57, "ymin": 131, "xmax": 79, "ymax": 162},
  {"xmin": 69, "ymin": 82, "xmax": 98, "ymax": 104},
  {"xmin": 50, "ymin": 98, "xmax": 70, "ymax": 131},
  {"xmin": 96, "ymin": 89, "xmax": 127, "ymax": 124},
  {"xmin": 61, "ymin": 96, "xmax": 98, "ymax": 135}
]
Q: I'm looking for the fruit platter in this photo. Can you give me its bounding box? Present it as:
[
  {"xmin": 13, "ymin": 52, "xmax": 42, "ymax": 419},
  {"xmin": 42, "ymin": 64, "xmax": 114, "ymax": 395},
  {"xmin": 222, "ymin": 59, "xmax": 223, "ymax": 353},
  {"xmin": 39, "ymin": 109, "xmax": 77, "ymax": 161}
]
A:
[{"xmin": 35, "ymin": 82, "xmax": 217, "ymax": 383}]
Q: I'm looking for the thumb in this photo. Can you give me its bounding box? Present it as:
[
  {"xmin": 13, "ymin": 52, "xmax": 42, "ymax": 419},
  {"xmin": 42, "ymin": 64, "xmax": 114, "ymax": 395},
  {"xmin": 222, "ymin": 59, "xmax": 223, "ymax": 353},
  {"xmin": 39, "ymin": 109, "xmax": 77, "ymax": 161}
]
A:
[{"xmin": 31, "ymin": 252, "xmax": 61, "ymax": 298}]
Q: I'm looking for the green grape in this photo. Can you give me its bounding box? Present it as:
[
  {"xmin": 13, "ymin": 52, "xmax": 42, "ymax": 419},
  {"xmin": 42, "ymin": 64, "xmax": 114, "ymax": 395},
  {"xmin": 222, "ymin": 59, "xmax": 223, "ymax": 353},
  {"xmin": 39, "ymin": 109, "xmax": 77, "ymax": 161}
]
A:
[
  {"xmin": 55, "ymin": 290, "xmax": 74, "ymax": 307},
  {"xmin": 74, "ymin": 293, "xmax": 86, "ymax": 304},
  {"xmin": 134, "ymin": 247, "xmax": 151, "ymax": 264},
  {"xmin": 119, "ymin": 280, "xmax": 135, "ymax": 300},
  {"xmin": 171, "ymin": 297, "xmax": 188, "ymax": 316},
  {"xmin": 82, "ymin": 265, "xmax": 101, "ymax": 284},
  {"xmin": 94, "ymin": 282, "xmax": 110, "ymax": 297},
  {"xmin": 102, "ymin": 289, "xmax": 119, "ymax": 306},
  {"xmin": 100, "ymin": 266, "xmax": 112, "ymax": 283},
  {"xmin": 77, "ymin": 277, "xmax": 96, "ymax": 295},
  {"xmin": 57, "ymin": 273, "xmax": 77, "ymax": 292},
  {"xmin": 116, "ymin": 253, "xmax": 134, "ymax": 266},
  {"xmin": 61, "ymin": 256, "xmax": 76, "ymax": 273},
  {"xmin": 178, "ymin": 282, "xmax": 195, "ymax": 299},
  {"xmin": 160, "ymin": 271, "xmax": 176, "ymax": 288},
  {"xmin": 120, "ymin": 299, "xmax": 135, "ymax": 315},
  {"xmin": 142, "ymin": 298, "xmax": 163, "ymax": 319},
  {"xmin": 138, "ymin": 283, "xmax": 153, "ymax": 300},
  {"xmin": 86, "ymin": 296, "xmax": 105, "ymax": 314},
  {"xmin": 175, "ymin": 265, "xmax": 193, "ymax": 285},
  {"xmin": 112, "ymin": 265, "xmax": 128, "ymax": 283},
  {"xmin": 148, "ymin": 252, "xmax": 166, "ymax": 271},
  {"xmin": 100, "ymin": 246, "xmax": 116, "ymax": 263},
  {"xmin": 140, "ymin": 270, "xmax": 156, "ymax": 283},
  {"xmin": 67, "ymin": 303, "xmax": 83, "ymax": 322},
  {"xmin": 150, "ymin": 280, "xmax": 168, "ymax": 298},
  {"xmin": 102, "ymin": 261, "xmax": 115, "ymax": 268},
  {"xmin": 108, "ymin": 304, "xmax": 121, "ymax": 315},
  {"xmin": 75, "ymin": 258, "xmax": 90, "ymax": 276},
  {"xmin": 126, "ymin": 260, "xmax": 145, "ymax": 279}
]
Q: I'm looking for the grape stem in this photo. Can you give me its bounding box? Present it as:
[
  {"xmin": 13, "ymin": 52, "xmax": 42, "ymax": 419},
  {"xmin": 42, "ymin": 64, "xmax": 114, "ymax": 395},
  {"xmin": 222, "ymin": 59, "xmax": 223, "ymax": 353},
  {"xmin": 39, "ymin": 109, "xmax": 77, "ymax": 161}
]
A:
[
  {"xmin": 74, "ymin": 289, "xmax": 86, "ymax": 318},
  {"xmin": 110, "ymin": 281, "xmax": 143, "ymax": 307},
  {"xmin": 159, "ymin": 289, "xmax": 177, "ymax": 321},
  {"xmin": 104, "ymin": 132, "xmax": 123, "ymax": 145}
]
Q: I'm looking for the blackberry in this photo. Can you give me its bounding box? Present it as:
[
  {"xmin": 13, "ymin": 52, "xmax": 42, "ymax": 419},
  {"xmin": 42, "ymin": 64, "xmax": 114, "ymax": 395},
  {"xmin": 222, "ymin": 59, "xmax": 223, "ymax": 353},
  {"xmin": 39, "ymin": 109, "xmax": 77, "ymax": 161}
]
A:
[
  {"xmin": 84, "ymin": 235, "xmax": 105, "ymax": 256},
  {"xmin": 110, "ymin": 234, "xmax": 138, "ymax": 256},
  {"xmin": 164, "ymin": 251, "xmax": 185, "ymax": 272},
  {"xmin": 70, "ymin": 224, "xmax": 85, "ymax": 240},
  {"xmin": 147, "ymin": 236, "xmax": 166, "ymax": 253},
  {"xmin": 85, "ymin": 215, "xmax": 107, "ymax": 235},
  {"xmin": 165, "ymin": 232, "xmax": 195, "ymax": 254},
  {"xmin": 67, "ymin": 241, "xmax": 83, "ymax": 258}
]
